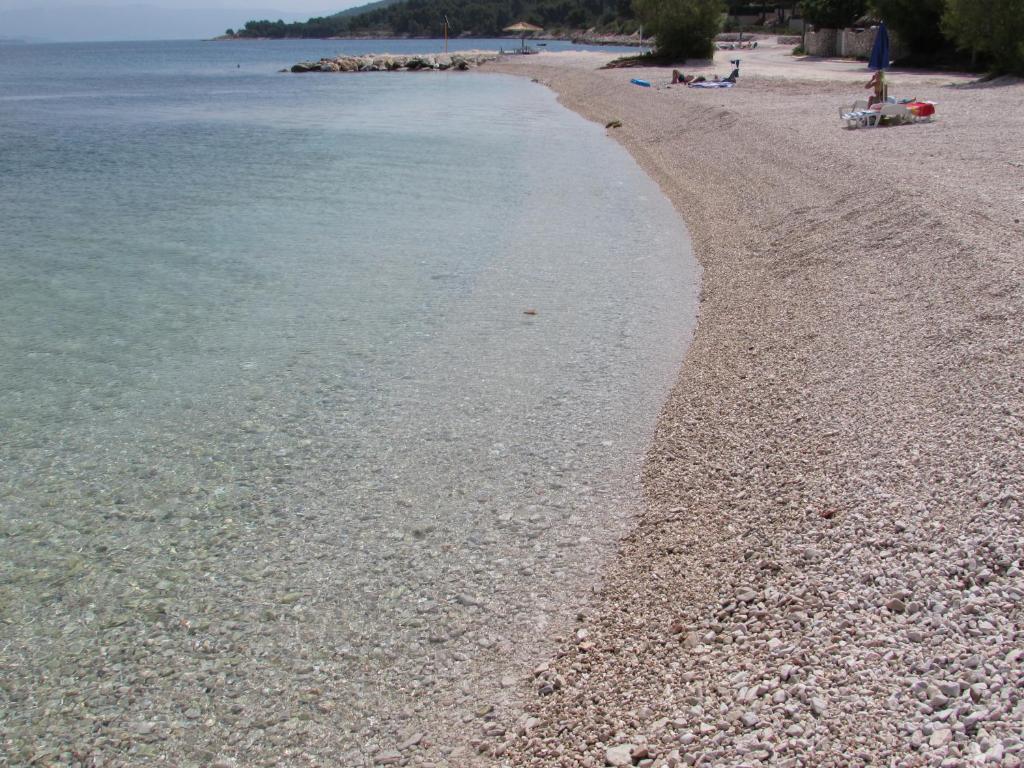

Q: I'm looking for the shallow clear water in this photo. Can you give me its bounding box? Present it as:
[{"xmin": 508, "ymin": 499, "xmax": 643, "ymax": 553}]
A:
[{"xmin": 0, "ymin": 40, "xmax": 697, "ymax": 764}]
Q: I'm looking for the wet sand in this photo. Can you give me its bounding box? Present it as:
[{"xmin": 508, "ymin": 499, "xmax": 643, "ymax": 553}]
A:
[{"xmin": 477, "ymin": 40, "xmax": 1024, "ymax": 767}]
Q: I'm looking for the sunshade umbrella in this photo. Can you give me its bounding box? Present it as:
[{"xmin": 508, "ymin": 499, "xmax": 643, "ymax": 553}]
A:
[
  {"xmin": 868, "ymin": 21, "xmax": 890, "ymax": 71},
  {"xmin": 503, "ymin": 21, "xmax": 543, "ymax": 50}
]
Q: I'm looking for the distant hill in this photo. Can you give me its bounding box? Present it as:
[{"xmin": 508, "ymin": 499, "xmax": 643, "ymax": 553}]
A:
[
  {"xmin": 0, "ymin": 4, "xmax": 329, "ymax": 43},
  {"xmin": 330, "ymin": 0, "xmax": 405, "ymax": 19},
  {"xmin": 235, "ymin": 0, "xmax": 639, "ymax": 39}
]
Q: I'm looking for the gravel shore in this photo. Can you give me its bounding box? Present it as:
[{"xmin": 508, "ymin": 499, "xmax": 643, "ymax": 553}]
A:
[{"xmin": 476, "ymin": 42, "xmax": 1024, "ymax": 767}]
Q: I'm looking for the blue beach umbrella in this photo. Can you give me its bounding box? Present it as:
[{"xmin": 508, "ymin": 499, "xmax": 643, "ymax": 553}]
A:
[{"xmin": 869, "ymin": 21, "xmax": 890, "ymax": 71}]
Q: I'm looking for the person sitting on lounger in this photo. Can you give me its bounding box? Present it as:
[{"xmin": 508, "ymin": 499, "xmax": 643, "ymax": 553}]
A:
[{"xmin": 866, "ymin": 70, "xmax": 886, "ymax": 107}]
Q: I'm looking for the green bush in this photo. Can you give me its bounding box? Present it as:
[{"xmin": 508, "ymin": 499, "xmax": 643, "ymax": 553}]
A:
[
  {"xmin": 942, "ymin": 0, "xmax": 1024, "ymax": 75},
  {"xmin": 633, "ymin": 0, "xmax": 725, "ymax": 60},
  {"xmin": 868, "ymin": 0, "xmax": 945, "ymax": 56},
  {"xmin": 798, "ymin": 0, "xmax": 866, "ymax": 28}
]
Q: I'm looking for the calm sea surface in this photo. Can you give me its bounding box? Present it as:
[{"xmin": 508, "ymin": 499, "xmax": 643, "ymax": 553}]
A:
[{"xmin": 0, "ymin": 40, "xmax": 697, "ymax": 765}]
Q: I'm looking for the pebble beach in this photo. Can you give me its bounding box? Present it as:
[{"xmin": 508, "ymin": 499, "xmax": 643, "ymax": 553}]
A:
[{"xmin": 473, "ymin": 40, "xmax": 1024, "ymax": 768}]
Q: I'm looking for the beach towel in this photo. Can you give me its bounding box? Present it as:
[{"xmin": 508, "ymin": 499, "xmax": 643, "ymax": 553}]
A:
[{"xmin": 688, "ymin": 81, "xmax": 734, "ymax": 89}]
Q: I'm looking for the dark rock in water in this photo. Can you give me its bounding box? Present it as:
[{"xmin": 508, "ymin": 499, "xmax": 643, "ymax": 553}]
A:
[{"xmin": 289, "ymin": 51, "xmax": 499, "ymax": 74}]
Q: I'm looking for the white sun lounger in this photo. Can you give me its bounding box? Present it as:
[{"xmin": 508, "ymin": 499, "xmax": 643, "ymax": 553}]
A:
[
  {"xmin": 880, "ymin": 103, "xmax": 913, "ymax": 125},
  {"xmin": 841, "ymin": 107, "xmax": 882, "ymax": 128}
]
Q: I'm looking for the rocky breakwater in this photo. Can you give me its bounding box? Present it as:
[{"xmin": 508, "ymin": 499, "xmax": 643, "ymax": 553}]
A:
[{"xmin": 291, "ymin": 50, "xmax": 499, "ymax": 73}]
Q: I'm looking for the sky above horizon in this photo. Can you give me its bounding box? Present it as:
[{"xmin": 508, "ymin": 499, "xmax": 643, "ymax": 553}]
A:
[{"xmin": 0, "ymin": 0, "xmax": 363, "ymax": 41}]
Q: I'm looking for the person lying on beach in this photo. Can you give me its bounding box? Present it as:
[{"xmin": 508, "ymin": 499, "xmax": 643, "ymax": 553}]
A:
[{"xmin": 672, "ymin": 70, "xmax": 700, "ymax": 84}]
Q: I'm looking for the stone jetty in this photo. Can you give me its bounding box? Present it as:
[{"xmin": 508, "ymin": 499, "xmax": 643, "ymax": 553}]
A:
[{"xmin": 290, "ymin": 50, "xmax": 499, "ymax": 73}]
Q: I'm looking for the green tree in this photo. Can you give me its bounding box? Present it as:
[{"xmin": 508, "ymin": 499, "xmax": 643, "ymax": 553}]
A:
[
  {"xmin": 943, "ymin": 0, "xmax": 1024, "ymax": 73},
  {"xmin": 798, "ymin": 0, "xmax": 865, "ymax": 27},
  {"xmin": 234, "ymin": 0, "xmax": 641, "ymax": 39},
  {"xmin": 225, "ymin": 28, "xmax": 234, "ymax": 35},
  {"xmin": 633, "ymin": 0, "xmax": 724, "ymax": 59},
  {"xmin": 868, "ymin": 0, "xmax": 944, "ymax": 55}
]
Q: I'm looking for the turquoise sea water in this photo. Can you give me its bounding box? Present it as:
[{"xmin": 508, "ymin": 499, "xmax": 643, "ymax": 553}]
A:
[{"xmin": 0, "ymin": 40, "xmax": 697, "ymax": 764}]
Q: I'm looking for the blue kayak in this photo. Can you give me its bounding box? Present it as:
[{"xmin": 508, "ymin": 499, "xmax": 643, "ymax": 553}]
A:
[{"xmin": 630, "ymin": 78, "xmax": 651, "ymax": 87}]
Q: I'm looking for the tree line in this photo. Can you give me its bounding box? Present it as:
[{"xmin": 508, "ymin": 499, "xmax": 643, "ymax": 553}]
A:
[
  {"xmin": 233, "ymin": 0, "xmax": 1023, "ymax": 75},
  {"xmin": 235, "ymin": 0, "xmax": 639, "ymax": 39}
]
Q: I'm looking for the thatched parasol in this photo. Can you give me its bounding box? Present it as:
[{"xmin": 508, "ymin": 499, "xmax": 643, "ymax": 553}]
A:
[
  {"xmin": 503, "ymin": 21, "xmax": 543, "ymax": 32},
  {"xmin": 503, "ymin": 21, "xmax": 543, "ymax": 50}
]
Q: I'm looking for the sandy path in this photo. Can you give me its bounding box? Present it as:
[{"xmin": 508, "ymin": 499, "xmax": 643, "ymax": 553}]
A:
[{"xmin": 464, "ymin": 46, "xmax": 1024, "ymax": 768}]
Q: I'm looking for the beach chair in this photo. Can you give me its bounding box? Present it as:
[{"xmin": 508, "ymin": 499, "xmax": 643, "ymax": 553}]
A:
[
  {"xmin": 841, "ymin": 107, "xmax": 864, "ymax": 128},
  {"xmin": 840, "ymin": 100, "xmax": 881, "ymax": 128},
  {"xmin": 880, "ymin": 103, "xmax": 912, "ymax": 125}
]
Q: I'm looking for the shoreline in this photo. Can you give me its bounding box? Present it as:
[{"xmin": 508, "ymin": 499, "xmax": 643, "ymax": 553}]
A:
[{"xmin": 480, "ymin": 42, "xmax": 1024, "ymax": 766}]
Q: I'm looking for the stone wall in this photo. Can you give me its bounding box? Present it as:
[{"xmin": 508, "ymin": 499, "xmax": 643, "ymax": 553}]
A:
[
  {"xmin": 839, "ymin": 27, "xmax": 882, "ymax": 58},
  {"xmin": 805, "ymin": 27, "xmax": 837, "ymax": 56},
  {"xmin": 804, "ymin": 25, "xmax": 904, "ymax": 61}
]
